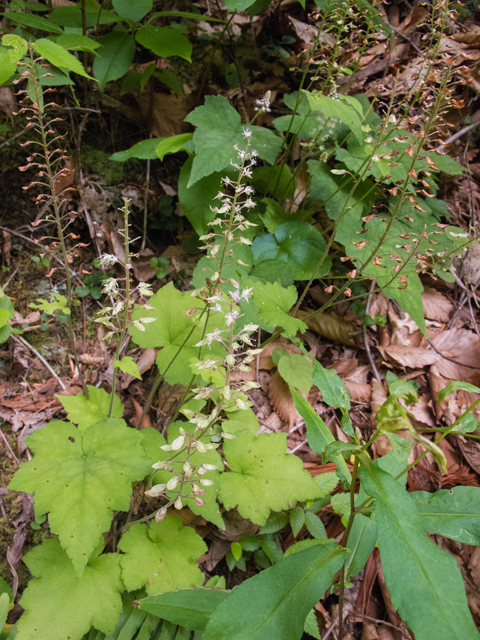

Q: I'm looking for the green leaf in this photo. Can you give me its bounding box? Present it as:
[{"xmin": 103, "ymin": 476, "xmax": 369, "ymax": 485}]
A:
[
  {"xmin": 118, "ymin": 516, "xmax": 207, "ymax": 595},
  {"xmin": 110, "ymin": 138, "xmax": 163, "ymax": 161},
  {"xmin": 305, "ymin": 93, "xmax": 364, "ymax": 143},
  {"xmin": 303, "ymin": 609, "xmax": 321, "ymax": 640},
  {"xmin": 292, "ymin": 389, "xmax": 351, "ymax": 486},
  {"xmin": 314, "ymin": 472, "xmax": 339, "ymax": 496},
  {"xmin": 30, "ymin": 292, "xmax": 70, "ymax": 315},
  {"xmin": 55, "ymin": 34, "xmax": 101, "ymax": 54},
  {"xmin": 128, "ymin": 282, "xmax": 225, "ymax": 386},
  {"xmin": 185, "ymin": 96, "xmax": 281, "ymax": 186},
  {"xmin": 410, "ymin": 486, "xmax": 480, "ymax": 546},
  {"xmin": 250, "ymin": 259, "xmax": 294, "ymax": 288},
  {"xmin": 138, "ymin": 588, "xmax": 230, "ymax": 631},
  {"xmin": 249, "ymin": 280, "xmax": 306, "ymax": 336},
  {"xmin": 2, "ymin": 34, "xmax": 28, "ymax": 62},
  {"xmin": 223, "ymin": 0, "xmax": 258, "ymax": 10},
  {"xmin": 202, "ymin": 544, "xmax": 346, "ymax": 640},
  {"xmin": 277, "ymin": 354, "xmax": 313, "ymax": 394},
  {"xmin": 359, "ymin": 463, "xmax": 480, "ymax": 640},
  {"xmin": 9, "ymin": 418, "xmax": 151, "ymax": 575},
  {"xmin": 231, "ymin": 541, "xmax": 243, "ymax": 561},
  {"xmin": 259, "ymin": 511, "xmax": 289, "ymax": 534},
  {"xmin": 330, "ymin": 492, "xmax": 351, "ymax": 517},
  {"xmin": 252, "ymin": 222, "xmax": 331, "ymax": 281},
  {"xmin": 135, "ymin": 26, "xmax": 192, "ymax": 62},
  {"xmin": 221, "ymin": 408, "xmax": 259, "ymax": 436},
  {"xmin": 178, "ymin": 157, "xmax": 235, "ymax": 237},
  {"xmin": 219, "ymin": 432, "xmax": 321, "ymax": 526},
  {"xmin": 345, "ymin": 512, "xmax": 377, "ymax": 578},
  {"xmin": 113, "ymin": 0, "xmax": 152, "ymax": 21},
  {"xmin": 57, "ymin": 385, "xmax": 123, "ymax": 432},
  {"xmin": 0, "ymin": 592, "xmax": 8, "ymax": 630},
  {"xmin": 311, "ymin": 361, "xmax": 350, "ymax": 411},
  {"xmin": 156, "ymin": 133, "xmax": 193, "ymax": 160},
  {"xmin": 151, "ymin": 422, "xmax": 225, "ymax": 528},
  {"xmin": 439, "ymin": 380, "xmax": 480, "ymax": 403},
  {"xmin": 114, "ymin": 356, "xmax": 141, "ymax": 379},
  {"xmin": 0, "ymin": 308, "xmax": 10, "ymax": 328},
  {"xmin": 16, "ymin": 540, "xmax": 123, "ymax": 640},
  {"xmin": 0, "ymin": 46, "xmax": 17, "ymax": 85},
  {"xmin": 289, "ymin": 506, "xmax": 305, "ymax": 537},
  {"xmin": 4, "ymin": 11, "xmax": 64, "ymax": 33},
  {"xmin": 49, "ymin": 5, "xmax": 121, "ymax": 28},
  {"xmin": 304, "ymin": 511, "xmax": 327, "ymax": 539},
  {"xmin": 93, "ymin": 31, "xmax": 136, "ymax": 89},
  {"xmin": 33, "ymin": 39, "xmax": 90, "ymax": 78}
]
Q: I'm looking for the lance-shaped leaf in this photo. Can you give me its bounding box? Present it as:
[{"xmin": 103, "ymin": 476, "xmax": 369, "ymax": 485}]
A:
[
  {"xmin": 410, "ymin": 486, "xmax": 480, "ymax": 546},
  {"xmin": 359, "ymin": 463, "xmax": 480, "ymax": 640},
  {"xmin": 291, "ymin": 388, "xmax": 351, "ymax": 486},
  {"xmin": 138, "ymin": 588, "xmax": 230, "ymax": 630},
  {"xmin": 9, "ymin": 419, "xmax": 151, "ymax": 575},
  {"xmin": 16, "ymin": 540, "xmax": 123, "ymax": 640},
  {"xmin": 202, "ymin": 543, "xmax": 346, "ymax": 640},
  {"xmin": 219, "ymin": 432, "xmax": 321, "ymax": 525},
  {"xmin": 118, "ymin": 516, "xmax": 207, "ymax": 595}
]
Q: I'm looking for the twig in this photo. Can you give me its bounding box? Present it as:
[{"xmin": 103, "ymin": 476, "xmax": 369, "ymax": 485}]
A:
[
  {"xmin": 0, "ymin": 428, "xmax": 19, "ymax": 464},
  {"xmin": 13, "ymin": 334, "xmax": 67, "ymax": 390},
  {"xmin": 438, "ymin": 117, "xmax": 480, "ymax": 153},
  {"xmin": 363, "ymin": 280, "xmax": 382, "ymax": 383},
  {"xmin": 426, "ymin": 337, "xmax": 480, "ymax": 370},
  {"xmin": 289, "ymin": 439, "xmax": 308, "ymax": 454},
  {"xmin": 2, "ymin": 267, "xmax": 19, "ymax": 290},
  {"xmin": 0, "ymin": 128, "xmax": 27, "ymax": 150},
  {"xmin": 141, "ymin": 134, "xmax": 152, "ymax": 251},
  {"xmin": 348, "ymin": 614, "xmax": 412, "ymax": 638}
]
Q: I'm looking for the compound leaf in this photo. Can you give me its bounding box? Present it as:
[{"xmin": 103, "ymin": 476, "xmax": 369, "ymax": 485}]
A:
[
  {"xmin": 219, "ymin": 432, "xmax": 321, "ymax": 525},
  {"xmin": 119, "ymin": 516, "xmax": 207, "ymax": 595},
  {"xmin": 9, "ymin": 419, "xmax": 151, "ymax": 575},
  {"xmin": 360, "ymin": 463, "xmax": 480, "ymax": 640},
  {"xmin": 58, "ymin": 385, "xmax": 123, "ymax": 432},
  {"xmin": 202, "ymin": 543, "xmax": 346, "ymax": 640},
  {"xmin": 16, "ymin": 540, "xmax": 123, "ymax": 640}
]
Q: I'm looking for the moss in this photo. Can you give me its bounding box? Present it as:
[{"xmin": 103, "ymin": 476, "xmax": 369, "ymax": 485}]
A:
[{"xmin": 81, "ymin": 145, "xmax": 124, "ymax": 186}]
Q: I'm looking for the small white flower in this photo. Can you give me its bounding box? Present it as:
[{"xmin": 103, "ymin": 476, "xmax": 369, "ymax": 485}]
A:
[
  {"xmin": 171, "ymin": 435, "xmax": 185, "ymax": 451},
  {"xmin": 102, "ymin": 278, "xmax": 119, "ymax": 295},
  {"xmin": 98, "ymin": 254, "xmax": 118, "ymax": 268},
  {"xmin": 242, "ymin": 127, "xmax": 253, "ymax": 138},
  {"xmin": 138, "ymin": 282, "xmax": 154, "ymax": 297}
]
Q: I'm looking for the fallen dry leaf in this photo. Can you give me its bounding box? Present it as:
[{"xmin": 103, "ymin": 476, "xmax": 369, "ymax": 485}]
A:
[
  {"xmin": 408, "ymin": 394, "xmax": 436, "ymax": 427},
  {"xmin": 343, "ymin": 379, "xmax": 372, "ymax": 402},
  {"xmin": 298, "ymin": 309, "xmax": 357, "ymax": 346},
  {"xmin": 430, "ymin": 328, "xmax": 480, "ymax": 384},
  {"xmin": 459, "ymin": 440, "xmax": 480, "ymax": 474},
  {"xmin": 422, "ymin": 287, "xmax": 453, "ymax": 323},
  {"xmin": 383, "ymin": 345, "xmax": 442, "ymax": 368},
  {"xmin": 132, "ymin": 248, "xmax": 157, "ymax": 282},
  {"xmin": 268, "ymin": 370, "xmax": 300, "ymax": 429},
  {"xmin": 259, "ymin": 336, "xmax": 303, "ymax": 370}
]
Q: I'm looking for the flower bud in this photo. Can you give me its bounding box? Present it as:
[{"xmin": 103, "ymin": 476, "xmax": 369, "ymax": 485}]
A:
[
  {"xmin": 151, "ymin": 461, "xmax": 168, "ymax": 470},
  {"xmin": 183, "ymin": 461, "xmax": 192, "ymax": 477},
  {"xmin": 193, "ymin": 497, "xmax": 205, "ymax": 507},
  {"xmin": 155, "ymin": 507, "xmax": 167, "ymax": 522},
  {"xmin": 167, "ymin": 476, "xmax": 179, "ymax": 491},
  {"xmin": 174, "ymin": 497, "xmax": 183, "ymax": 510},
  {"xmin": 160, "ymin": 444, "xmax": 173, "ymax": 452},
  {"xmin": 221, "ymin": 432, "xmax": 237, "ymax": 440},
  {"xmin": 195, "ymin": 440, "xmax": 207, "ymax": 453},
  {"xmin": 171, "ymin": 435, "xmax": 185, "ymax": 451},
  {"xmin": 199, "ymin": 478, "xmax": 214, "ymax": 487},
  {"xmin": 145, "ymin": 484, "xmax": 166, "ymax": 497},
  {"xmin": 197, "ymin": 466, "xmax": 207, "ymax": 476},
  {"xmin": 202, "ymin": 464, "xmax": 218, "ymax": 471}
]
